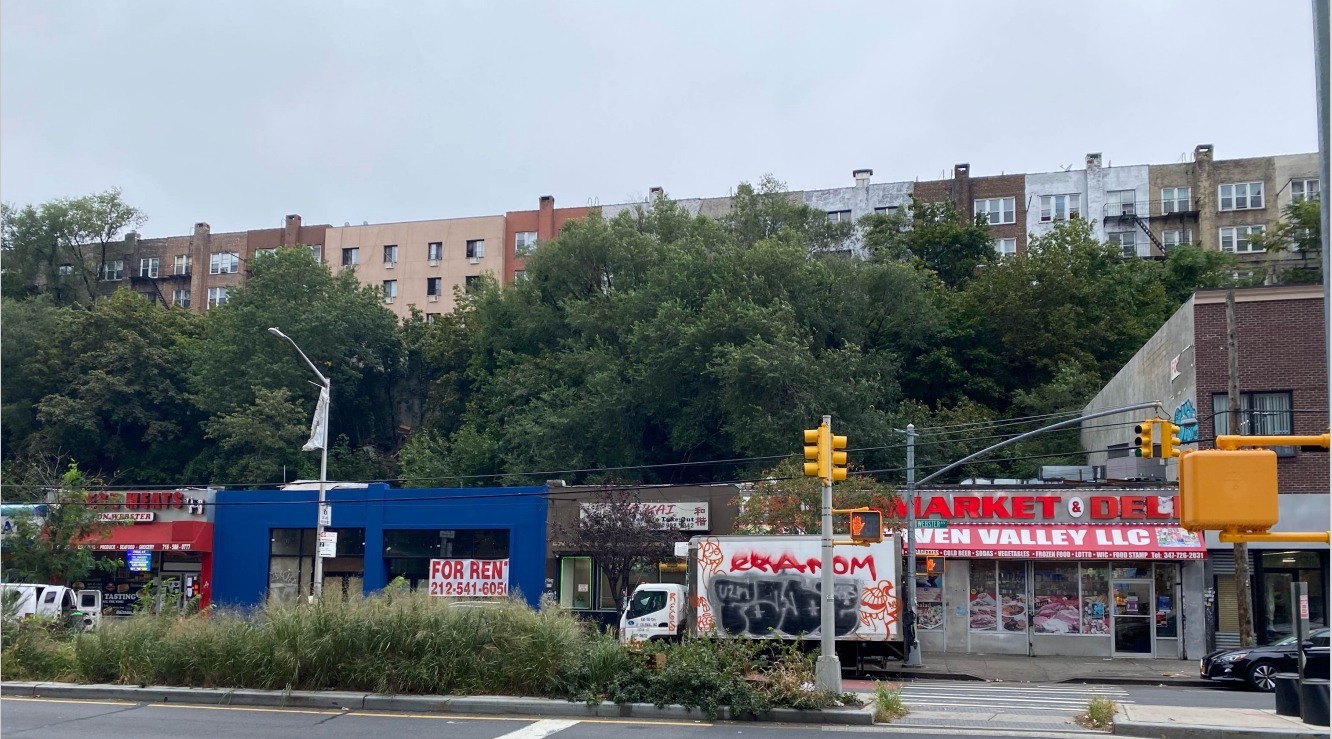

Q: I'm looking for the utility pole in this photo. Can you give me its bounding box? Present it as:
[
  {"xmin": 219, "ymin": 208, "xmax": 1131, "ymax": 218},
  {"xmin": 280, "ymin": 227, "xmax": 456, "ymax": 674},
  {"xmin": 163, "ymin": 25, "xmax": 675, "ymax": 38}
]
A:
[
  {"xmin": 1227, "ymin": 291, "xmax": 1256, "ymax": 648},
  {"xmin": 1312, "ymin": 0, "xmax": 1330, "ymax": 591},
  {"xmin": 815, "ymin": 414, "xmax": 841, "ymax": 693},
  {"xmin": 899, "ymin": 424, "xmax": 921, "ymax": 666}
]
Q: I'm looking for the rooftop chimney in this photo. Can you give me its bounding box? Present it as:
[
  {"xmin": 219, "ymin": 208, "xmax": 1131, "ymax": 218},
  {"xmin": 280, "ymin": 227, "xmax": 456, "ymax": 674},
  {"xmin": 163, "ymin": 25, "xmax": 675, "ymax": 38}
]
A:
[
  {"xmin": 1086, "ymin": 152, "xmax": 1103, "ymax": 169},
  {"xmin": 193, "ymin": 222, "xmax": 210, "ymax": 236},
  {"xmin": 648, "ymin": 186, "xmax": 665, "ymax": 199},
  {"xmin": 283, "ymin": 214, "xmax": 302, "ymax": 246},
  {"xmin": 853, "ymin": 169, "xmax": 873, "ymax": 187},
  {"xmin": 538, "ymin": 195, "xmax": 555, "ymax": 241},
  {"xmin": 1194, "ymin": 144, "xmax": 1214, "ymax": 163}
]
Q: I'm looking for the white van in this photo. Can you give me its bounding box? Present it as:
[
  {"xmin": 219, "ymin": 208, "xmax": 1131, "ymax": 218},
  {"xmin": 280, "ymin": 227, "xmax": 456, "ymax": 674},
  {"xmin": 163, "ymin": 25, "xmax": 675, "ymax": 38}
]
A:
[{"xmin": 0, "ymin": 584, "xmax": 102, "ymax": 630}]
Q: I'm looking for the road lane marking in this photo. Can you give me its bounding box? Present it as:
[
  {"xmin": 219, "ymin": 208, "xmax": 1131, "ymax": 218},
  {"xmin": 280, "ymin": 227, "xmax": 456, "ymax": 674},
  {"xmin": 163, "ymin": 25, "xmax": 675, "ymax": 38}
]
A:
[{"xmin": 494, "ymin": 719, "xmax": 579, "ymax": 738}]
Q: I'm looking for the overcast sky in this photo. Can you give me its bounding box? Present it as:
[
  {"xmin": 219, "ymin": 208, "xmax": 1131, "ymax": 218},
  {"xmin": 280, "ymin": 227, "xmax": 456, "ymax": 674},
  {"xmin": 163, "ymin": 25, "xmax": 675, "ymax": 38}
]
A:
[{"xmin": 1, "ymin": 1, "xmax": 1321, "ymax": 236}]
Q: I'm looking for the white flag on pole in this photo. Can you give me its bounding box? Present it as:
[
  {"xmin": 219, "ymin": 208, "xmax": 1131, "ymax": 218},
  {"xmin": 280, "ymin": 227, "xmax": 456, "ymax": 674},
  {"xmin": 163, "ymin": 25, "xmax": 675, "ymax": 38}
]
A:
[{"xmin": 302, "ymin": 386, "xmax": 329, "ymax": 452}]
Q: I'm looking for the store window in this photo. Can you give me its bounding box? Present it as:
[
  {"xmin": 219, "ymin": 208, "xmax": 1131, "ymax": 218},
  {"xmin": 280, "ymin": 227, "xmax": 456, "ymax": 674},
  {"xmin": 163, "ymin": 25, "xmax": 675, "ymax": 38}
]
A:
[
  {"xmin": 1154, "ymin": 564, "xmax": 1179, "ymax": 638},
  {"xmin": 915, "ymin": 558, "xmax": 944, "ymax": 631},
  {"xmin": 383, "ymin": 529, "xmax": 509, "ymax": 590},
  {"xmin": 1033, "ymin": 563, "xmax": 1081, "ymax": 634},
  {"xmin": 560, "ymin": 556, "xmax": 593, "ymax": 610},
  {"xmin": 969, "ymin": 563, "xmax": 997, "ymax": 631},
  {"xmin": 1082, "ymin": 564, "xmax": 1110, "ymax": 635},
  {"xmin": 1260, "ymin": 550, "xmax": 1327, "ymax": 641},
  {"xmin": 999, "ymin": 562, "xmax": 1027, "ymax": 632},
  {"xmin": 268, "ymin": 528, "xmax": 366, "ymax": 602}
]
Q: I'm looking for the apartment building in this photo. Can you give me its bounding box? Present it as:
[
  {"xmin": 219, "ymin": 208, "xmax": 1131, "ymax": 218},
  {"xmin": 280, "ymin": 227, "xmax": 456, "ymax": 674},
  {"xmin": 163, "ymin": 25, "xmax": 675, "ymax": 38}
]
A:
[
  {"xmin": 914, "ymin": 164, "xmax": 1029, "ymax": 257},
  {"xmin": 104, "ymin": 214, "xmax": 327, "ymax": 312},
  {"xmin": 504, "ymin": 196, "xmax": 591, "ymax": 283},
  {"xmin": 324, "ymin": 216, "xmax": 505, "ymax": 321}
]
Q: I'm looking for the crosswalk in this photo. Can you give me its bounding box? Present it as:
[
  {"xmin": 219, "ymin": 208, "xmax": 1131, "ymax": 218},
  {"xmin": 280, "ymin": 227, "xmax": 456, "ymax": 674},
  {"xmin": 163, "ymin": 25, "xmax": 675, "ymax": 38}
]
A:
[{"xmin": 890, "ymin": 681, "xmax": 1131, "ymax": 733}]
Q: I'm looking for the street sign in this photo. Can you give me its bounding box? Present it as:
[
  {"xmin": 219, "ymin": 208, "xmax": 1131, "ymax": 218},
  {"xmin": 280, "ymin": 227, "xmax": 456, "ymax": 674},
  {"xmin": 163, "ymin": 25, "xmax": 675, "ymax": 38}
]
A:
[
  {"xmin": 319, "ymin": 503, "xmax": 332, "ymax": 528},
  {"xmin": 318, "ymin": 531, "xmax": 338, "ymax": 558},
  {"xmin": 917, "ymin": 519, "xmax": 948, "ymax": 529}
]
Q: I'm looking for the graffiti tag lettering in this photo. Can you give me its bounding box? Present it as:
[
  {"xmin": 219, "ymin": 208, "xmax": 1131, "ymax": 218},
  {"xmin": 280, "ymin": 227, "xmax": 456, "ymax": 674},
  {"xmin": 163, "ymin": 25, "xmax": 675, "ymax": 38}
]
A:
[
  {"xmin": 727, "ymin": 552, "xmax": 877, "ymax": 580},
  {"xmin": 708, "ymin": 575, "xmax": 861, "ymax": 637}
]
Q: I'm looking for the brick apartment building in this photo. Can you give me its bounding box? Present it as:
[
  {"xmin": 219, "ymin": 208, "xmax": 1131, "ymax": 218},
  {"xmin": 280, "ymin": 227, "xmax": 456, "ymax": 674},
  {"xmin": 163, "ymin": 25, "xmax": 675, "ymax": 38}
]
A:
[
  {"xmin": 504, "ymin": 196, "xmax": 590, "ymax": 284},
  {"xmin": 1084, "ymin": 284, "xmax": 1328, "ymax": 648}
]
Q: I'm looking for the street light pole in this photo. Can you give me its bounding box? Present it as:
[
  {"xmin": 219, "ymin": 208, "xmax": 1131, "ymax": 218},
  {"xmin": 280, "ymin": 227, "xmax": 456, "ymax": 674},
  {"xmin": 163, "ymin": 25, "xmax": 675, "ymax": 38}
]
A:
[{"xmin": 268, "ymin": 327, "xmax": 330, "ymax": 601}]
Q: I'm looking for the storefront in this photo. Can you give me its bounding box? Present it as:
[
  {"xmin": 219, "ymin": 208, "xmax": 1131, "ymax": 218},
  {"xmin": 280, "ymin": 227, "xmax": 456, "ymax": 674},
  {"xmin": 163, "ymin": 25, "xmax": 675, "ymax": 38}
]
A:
[
  {"xmin": 905, "ymin": 487, "xmax": 1207, "ymax": 659},
  {"xmin": 80, "ymin": 488, "xmax": 216, "ymax": 614},
  {"xmin": 545, "ymin": 485, "xmax": 739, "ymax": 627},
  {"xmin": 212, "ymin": 483, "xmax": 547, "ymax": 607},
  {"xmin": 1207, "ymin": 493, "xmax": 1329, "ymax": 648}
]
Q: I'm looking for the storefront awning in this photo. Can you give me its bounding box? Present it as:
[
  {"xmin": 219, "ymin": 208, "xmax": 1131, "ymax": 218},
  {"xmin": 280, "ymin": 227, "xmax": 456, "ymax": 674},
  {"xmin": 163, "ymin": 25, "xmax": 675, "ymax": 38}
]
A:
[
  {"xmin": 906, "ymin": 524, "xmax": 1206, "ymax": 560},
  {"xmin": 85, "ymin": 521, "xmax": 213, "ymax": 552}
]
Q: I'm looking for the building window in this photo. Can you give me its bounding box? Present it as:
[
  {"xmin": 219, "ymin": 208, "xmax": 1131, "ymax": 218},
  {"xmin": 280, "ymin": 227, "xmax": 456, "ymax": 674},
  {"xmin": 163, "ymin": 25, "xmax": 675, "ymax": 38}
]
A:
[
  {"xmin": 341, "ymin": 247, "xmax": 359, "ymax": 267},
  {"xmin": 466, "ymin": 239, "xmax": 485, "ymax": 259},
  {"xmin": 209, "ymin": 252, "xmax": 239, "ymax": 275},
  {"xmin": 1107, "ymin": 190, "xmax": 1137, "ymax": 216},
  {"xmin": 1219, "ymin": 182, "xmax": 1264, "ymax": 211},
  {"xmin": 382, "ymin": 529, "xmax": 509, "ymax": 592},
  {"xmin": 994, "ymin": 238, "xmax": 1017, "ymax": 257},
  {"xmin": 1162, "ymin": 229, "xmax": 1193, "ymax": 249},
  {"xmin": 58, "ymin": 264, "xmax": 74, "ymax": 276},
  {"xmin": 308, "ymin": 245, "xmax": 323, "ymax": 263},
  {"xmin": 101, "ymin": 260, "xmax": 125, "ymax": 281},
  {"xmin": 1219, "ymin": 225, "xmax": 1266, "ymax": 253},
  {"xmin": 513, "ymin": 270, "xmax": 527, "ymax": 281},
  {"xmin": 428, "ymin": 242, "xmax": 443, "ymax": 261},
  {"xmin": 426, "ymin": 277, "xmax": 442, "ymax": 297},
  {"xmin": 1212, "ymin": 392, "xmax": 1293, "ymax": 437},
  {"xmin": 268, "ymin": 528, "xmax": 367, "ymax": 602},
  {"xmin": 382, "ymin": 280, "xmax": 397, "ymax": 303},
  {"xmin": 173, "ymin": 254, "xmax": 191, "ymax": 275},
  {"xmin": 873, "ymin": 206, "xmax": 899, "ymax": 215},
  {"xmin": 1291, "ymin": 179, "xmax": 1320, "ymax": 203},
  {"xmin": 207, "ymin": 287, "xmax": 229, "ymax": 308},
  {"xmin": 975, "ymin": 197, "xmax": 1016, "ymax": 225},
  {"xmin": 826, "ymin": 210, "xmax": 853, "ymax": 224},
  {"xmin": 1109, "ymin": 231, "xmax": 1137, "ymax": 258},
  {"xmin": 255, "ymin": 248, "xmax": 277, "ymax": 260},
  {"xmin": 464, "ymin": 275, "xmax": 481, "ymax": 291},
  {"xmin": 514, "ymin": 232, "xmax": 537, "ymax": 256},
  {"xmin": 425, "ymin": 313, "xmax": 439, "ymax": 324},
  {"xmin": 172, "ymin": 288, "xmax": 191, "ymax": 308},
  {"xmin": 383, "ymin": 244, "xmax": 398, "ymax": 264},
  {"xmin": 1039, "ymin": 194, "xmax": 1081, "ymax": 222},
  {"xmin": 1161, "ymin": 187, "xmax": 1192, "ymax": 213},
  {"xmin": 139, "ymin": 258, "xmax": 159, "ymax": 278}
]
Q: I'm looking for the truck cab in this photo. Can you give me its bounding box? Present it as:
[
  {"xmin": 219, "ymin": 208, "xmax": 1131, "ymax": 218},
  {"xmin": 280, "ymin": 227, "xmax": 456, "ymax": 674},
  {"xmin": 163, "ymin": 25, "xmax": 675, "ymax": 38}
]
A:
[
  {"xmin": 1, "ymin": 584, "xmax": 101, "ymax": 630},
  {"xmin": 619, "ymin": 583, "xmax": 686, "ymax": 644}
]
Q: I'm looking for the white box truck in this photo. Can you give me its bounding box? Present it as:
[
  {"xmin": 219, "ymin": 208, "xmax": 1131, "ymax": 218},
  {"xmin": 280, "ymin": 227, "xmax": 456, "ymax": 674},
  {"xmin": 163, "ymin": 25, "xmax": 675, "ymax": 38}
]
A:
[
  {"xmin": 619, "ymin": 534, "xmax": 902, "ymax": 666},
  {"xmin": 1, "ymin": 584, "xmax": 102, "ymax": 630}
]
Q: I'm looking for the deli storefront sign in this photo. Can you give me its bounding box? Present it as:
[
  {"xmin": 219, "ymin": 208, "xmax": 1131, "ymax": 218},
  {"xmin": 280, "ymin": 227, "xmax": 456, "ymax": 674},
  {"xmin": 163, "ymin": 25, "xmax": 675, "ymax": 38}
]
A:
[
  {"xmin": 428, "ymin": 558, "xmax": 509, "ymax": 597},
  {"xmin": 892, "ymin": 492, "xmax": 1177, "ymax": 523},
  {"xmin": 911, "ymin": 524, "xmax": 1206, "ymax": 560}
]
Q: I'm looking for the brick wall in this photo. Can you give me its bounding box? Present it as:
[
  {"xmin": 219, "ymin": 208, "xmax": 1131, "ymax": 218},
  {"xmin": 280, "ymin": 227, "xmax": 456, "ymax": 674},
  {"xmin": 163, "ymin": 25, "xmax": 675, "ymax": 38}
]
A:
[{"xmin": 1193, "ymin": 288, "xmax": 1328, "ymax": 493}]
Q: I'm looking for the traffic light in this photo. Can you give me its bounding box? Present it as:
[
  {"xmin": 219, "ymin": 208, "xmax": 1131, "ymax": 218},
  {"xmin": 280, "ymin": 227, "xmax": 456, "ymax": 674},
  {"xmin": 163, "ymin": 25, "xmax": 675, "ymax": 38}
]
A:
[
  {"xmin": 1161, "ymin": 422, "xmax": 1183, "ymax": 458},
  {"xmin": 803, "ymin": 425, "xmax": 828, "ymax": 479},
  {"xmin": 830, "ymin": 433, "xmax": 848, "ymax": 482},
  {"xmin": 1178, "ymin": 449, "xmax": 1278, "ymax": 532},
  {"xmin": 847, "ymin": 509, "xmax": 883, "ymax": 543},
  {"xmin": 1134, "ymin": 420, "xmax": 1156, "ymax": 458}
]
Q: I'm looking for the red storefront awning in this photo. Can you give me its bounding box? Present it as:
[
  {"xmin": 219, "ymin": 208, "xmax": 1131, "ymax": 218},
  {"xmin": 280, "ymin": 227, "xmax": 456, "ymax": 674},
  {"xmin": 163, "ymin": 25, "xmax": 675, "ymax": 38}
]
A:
[
  {"xmin": 85, "ymin": 521, "xmax": 213, "ymax": 552},
  {"xmin": 907, "ymin": 524, "xmax": 1206, "ymax": 560}
]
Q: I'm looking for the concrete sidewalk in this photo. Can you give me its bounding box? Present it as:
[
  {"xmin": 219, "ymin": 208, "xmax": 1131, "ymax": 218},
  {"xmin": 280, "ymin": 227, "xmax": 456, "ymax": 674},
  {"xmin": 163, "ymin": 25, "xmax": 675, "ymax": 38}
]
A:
[
  {"xmin": 858, "ymin": 650, "xmax": 1209, "ymax": 685},
  {"xmin": 1114, "ymin": 704, "xmax": 1327, "ymax": 739}
]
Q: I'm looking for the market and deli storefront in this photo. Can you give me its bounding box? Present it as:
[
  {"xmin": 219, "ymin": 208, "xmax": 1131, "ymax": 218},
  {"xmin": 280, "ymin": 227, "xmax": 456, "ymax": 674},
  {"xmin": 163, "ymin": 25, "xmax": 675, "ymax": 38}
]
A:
[
  {"xmin": 80, "ymin": 488, "xmax": 216, "ymax": 614},
  {"xmin": 905, "ymin": 488, "xmax": 1207, "ymax": 659}
]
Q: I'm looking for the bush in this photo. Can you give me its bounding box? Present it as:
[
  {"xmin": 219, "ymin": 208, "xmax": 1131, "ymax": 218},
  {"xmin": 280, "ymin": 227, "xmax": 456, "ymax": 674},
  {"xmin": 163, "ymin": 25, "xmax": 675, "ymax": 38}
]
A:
[
  {"xmin": 606, "ymin": 638, "xmax": 770, "ymax": 718},
  {"xmin": 872, "ymin": 681, "xmax": 906, "ymax": 722},
  {"xmin": 1, "ymin": 619, "xmax": 77, "ymax": 680},
  {"xmin": 1079, "ymin": 696, "xmax": 1117, "ymax": 730}
]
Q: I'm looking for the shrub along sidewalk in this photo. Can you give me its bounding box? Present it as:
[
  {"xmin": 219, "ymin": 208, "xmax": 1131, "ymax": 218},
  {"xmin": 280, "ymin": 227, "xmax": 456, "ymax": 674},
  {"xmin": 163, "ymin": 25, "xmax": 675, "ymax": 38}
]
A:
[{"xmin": 0, "ymin": 592, "xmax": 861, "ymax": 720}]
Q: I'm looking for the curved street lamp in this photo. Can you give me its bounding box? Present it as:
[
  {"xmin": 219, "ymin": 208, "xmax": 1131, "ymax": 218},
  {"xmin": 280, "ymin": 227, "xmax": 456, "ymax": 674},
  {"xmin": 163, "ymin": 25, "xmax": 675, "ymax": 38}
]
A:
[{"xmin": 268, "ymin": 327, "xmax": 331, "ymax": 600}]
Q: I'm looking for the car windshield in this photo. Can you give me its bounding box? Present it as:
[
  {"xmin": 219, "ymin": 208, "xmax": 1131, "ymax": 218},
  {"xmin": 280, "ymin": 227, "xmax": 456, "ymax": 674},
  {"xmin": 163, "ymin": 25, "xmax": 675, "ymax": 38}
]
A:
[{"xmin": 1273, "ymin": 629, "xmax": 1329, "ymax": 646}]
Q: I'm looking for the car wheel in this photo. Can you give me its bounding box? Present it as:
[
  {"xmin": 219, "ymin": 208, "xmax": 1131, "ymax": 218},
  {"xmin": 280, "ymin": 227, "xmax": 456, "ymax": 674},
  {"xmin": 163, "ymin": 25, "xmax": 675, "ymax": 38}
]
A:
[{"xmin": 1247, "ymin": 661, "xmax": 1278, "ymax": 691}]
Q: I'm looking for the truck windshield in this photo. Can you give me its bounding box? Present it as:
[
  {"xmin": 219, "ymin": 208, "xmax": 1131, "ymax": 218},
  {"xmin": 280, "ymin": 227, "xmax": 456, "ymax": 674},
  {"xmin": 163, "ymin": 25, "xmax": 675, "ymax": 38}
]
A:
[{"xmin": 627, "ymin": 590, "xmax": 667, "ymax": 619}]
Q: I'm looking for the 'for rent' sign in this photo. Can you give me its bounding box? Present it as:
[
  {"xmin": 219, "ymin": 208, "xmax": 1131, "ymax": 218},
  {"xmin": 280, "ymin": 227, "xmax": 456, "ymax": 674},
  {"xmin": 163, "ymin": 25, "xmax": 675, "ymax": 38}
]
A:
[{"xmin": 428, "ymin": 558, "xmax": 509, "ymax": 597}]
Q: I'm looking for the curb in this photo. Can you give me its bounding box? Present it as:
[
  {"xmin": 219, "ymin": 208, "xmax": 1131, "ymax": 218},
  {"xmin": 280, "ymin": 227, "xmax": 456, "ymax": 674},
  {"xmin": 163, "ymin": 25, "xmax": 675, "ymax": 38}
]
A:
[
  {"xmin": 1060, "ymin": 677, "xmax": 1214, "ymax": 688},
  {"xmin": 1113, "ymin": 718, "xmax": 1326, "ymax": 739},
  {"xmin": 1, "ymin": 681, "xmax": 875, "ymax": 726}
]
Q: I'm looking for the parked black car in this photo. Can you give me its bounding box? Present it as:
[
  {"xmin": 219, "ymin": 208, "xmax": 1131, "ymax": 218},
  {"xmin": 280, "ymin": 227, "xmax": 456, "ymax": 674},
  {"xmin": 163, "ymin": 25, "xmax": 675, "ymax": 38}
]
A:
[{"xmin": 1201, "ymin": 628, "xmax": 1330, "ymax": 691}]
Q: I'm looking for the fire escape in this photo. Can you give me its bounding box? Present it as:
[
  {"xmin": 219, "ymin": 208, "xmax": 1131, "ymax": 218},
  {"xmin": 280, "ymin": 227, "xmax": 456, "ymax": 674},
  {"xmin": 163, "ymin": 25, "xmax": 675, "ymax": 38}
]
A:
[{"xmin": 1104, "ymin": 197, "xmax": 1201, "ymax": 259}]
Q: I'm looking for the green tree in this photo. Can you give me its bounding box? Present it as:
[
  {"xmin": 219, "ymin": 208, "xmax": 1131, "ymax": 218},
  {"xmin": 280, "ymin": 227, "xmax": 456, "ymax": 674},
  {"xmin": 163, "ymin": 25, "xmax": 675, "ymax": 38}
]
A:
[
  {"xmin": 861, "ymin": 196, "xmax": 995, "ymax": 288},
  {"xmin": 732, "ymin": 458, "xmax": 900, "ymax": 534},
  {"xmin": 202, "ymin": 386, "xmax": 312, "ymax": 485},
  {"xmin": 1250, "ymin": 199, "xmax": 1322, "ymax": 284},
  {"xmin": 1, "ymin": 464, "xmax": 122, "ymax": 585},
  {"xmin": 189, "ymin": 248, "xmax": 403, "ymax": 475},
  {"xmin": 0, "ymin": 190, "xmax": 146, "ymax": 307}
]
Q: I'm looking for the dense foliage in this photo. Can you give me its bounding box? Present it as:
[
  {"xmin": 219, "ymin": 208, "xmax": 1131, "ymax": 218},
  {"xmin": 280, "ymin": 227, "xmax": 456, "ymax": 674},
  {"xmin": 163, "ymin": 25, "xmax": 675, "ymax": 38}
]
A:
[{"xmin": 2, "ymin": 181, "xmax": 1254, "ymax": 489}]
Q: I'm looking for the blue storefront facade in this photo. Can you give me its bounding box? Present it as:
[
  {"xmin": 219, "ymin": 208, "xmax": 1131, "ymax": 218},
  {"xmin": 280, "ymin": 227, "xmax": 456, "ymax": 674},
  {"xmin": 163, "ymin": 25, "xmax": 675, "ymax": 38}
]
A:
[{"xmin": 212, "ymin": 484, "xmax": 548, "ymax": 608}]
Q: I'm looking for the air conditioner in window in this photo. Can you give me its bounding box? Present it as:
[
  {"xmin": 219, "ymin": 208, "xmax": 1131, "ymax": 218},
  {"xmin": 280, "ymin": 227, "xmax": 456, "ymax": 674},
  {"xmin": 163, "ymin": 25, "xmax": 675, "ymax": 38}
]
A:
[
  {"xmin": 385, "ymin": 262, "xmax": 395, "ymax": 269},
  {"xmin": 1274, "ymin": 446, "xmax": 1297, "ymax": 458},
  {"xmin": 428, "ymin": 295, "xmax": 439, "ymax": 303},
  {"xmin": 384, "ymin": 297, "xmax": 394, "ymax": 304},
  {"xmin": 428, "ymin": 259, "xmax": 439, "ymax": 267},
  {"xmin": 468, "ymin": 257, "xmax": 480, "ymax": 265}
]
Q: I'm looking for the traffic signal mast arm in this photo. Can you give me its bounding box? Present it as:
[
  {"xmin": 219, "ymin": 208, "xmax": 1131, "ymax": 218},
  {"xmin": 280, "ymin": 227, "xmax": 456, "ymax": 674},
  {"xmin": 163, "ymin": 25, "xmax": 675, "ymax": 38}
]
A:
[{"xmin": 1214, "ymin": 433, "xmax": 1330, "ymax": 451}]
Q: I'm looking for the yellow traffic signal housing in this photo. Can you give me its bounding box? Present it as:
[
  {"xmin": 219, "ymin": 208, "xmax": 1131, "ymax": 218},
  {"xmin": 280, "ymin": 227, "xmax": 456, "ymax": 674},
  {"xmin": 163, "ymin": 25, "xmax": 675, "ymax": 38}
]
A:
[
  {"xmin": 1134, "ymin": 420, "xmax": 1156, "ymax": 458},
  {"xmin": 1161, "ymin": 422, "xmax": 1183, "ymax": 458},
  {"xmin": 1179, "ymin": 449, "xmax": 1278, "ymax": 532},
  {"xmin": 803, "ymin": 427, "xmax": 823, "ymax": 478},
  {"xmin": 830, "ymin": 434, "xmax": 848, "ymax": 482}
]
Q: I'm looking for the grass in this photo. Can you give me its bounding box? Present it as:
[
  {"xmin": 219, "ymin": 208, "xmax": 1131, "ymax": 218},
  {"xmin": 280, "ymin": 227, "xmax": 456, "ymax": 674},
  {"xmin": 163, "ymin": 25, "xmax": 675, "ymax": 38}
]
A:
[
  {"xmin": 0, "ymin": 592, "xmax": 861, "ymax": 717},
  {"xmin": 1076, "ymin": 695, "xmax": 1118, "ymax": 731},
  {"xmin": 872, "ymin": 681, "xmax": 907, "ymax": 722}
]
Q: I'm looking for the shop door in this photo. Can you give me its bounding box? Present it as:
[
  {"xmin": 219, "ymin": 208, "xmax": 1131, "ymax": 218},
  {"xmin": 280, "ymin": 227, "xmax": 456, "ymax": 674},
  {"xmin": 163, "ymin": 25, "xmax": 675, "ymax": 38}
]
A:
[{"xmin": 1112, "ymin": 579, "xmax": 1154, "ymax": 656}]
